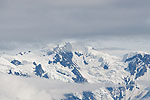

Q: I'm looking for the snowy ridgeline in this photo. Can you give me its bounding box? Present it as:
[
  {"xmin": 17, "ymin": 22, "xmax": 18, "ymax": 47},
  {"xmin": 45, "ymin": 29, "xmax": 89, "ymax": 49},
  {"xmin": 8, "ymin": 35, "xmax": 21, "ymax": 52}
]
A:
[{"xmin": 0, "ymin": 42, "xmax": 150, "ymax": 100}]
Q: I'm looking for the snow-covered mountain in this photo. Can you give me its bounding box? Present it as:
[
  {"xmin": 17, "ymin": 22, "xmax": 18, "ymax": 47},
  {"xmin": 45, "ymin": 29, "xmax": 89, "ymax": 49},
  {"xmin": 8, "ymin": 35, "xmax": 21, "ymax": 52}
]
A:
[{"xmin": 0, "ymin": 42, "xmax": 150, "ymax": 100}]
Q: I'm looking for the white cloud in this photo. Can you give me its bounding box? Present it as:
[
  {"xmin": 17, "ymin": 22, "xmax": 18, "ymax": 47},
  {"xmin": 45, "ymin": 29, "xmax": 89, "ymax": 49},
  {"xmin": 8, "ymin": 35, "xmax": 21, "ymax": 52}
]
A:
[{"xmin": 0, "ymin": 73, "xmax": 118, "ymax": 100}]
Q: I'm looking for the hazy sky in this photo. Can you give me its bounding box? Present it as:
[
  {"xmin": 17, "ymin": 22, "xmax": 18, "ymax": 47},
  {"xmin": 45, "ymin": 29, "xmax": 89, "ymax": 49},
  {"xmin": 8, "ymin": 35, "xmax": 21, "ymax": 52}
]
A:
[{"xmin": 0, "ymin": 0, "xmax": 150, "ymax": 52}]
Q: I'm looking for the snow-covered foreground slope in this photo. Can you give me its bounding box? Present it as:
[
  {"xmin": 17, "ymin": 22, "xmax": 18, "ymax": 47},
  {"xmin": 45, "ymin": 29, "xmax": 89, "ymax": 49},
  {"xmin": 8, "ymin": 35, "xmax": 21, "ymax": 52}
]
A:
[{"xmin": 0, "ymin": 42, "xmax": 150, "ymax": 100}]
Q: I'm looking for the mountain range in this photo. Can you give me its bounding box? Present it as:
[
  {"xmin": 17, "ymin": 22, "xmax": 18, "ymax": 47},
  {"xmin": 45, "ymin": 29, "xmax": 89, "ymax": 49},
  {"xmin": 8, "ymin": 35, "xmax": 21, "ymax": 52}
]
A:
[{"xmin": 0, "ymin": 42, "xmax": 150, "ymax": 100}]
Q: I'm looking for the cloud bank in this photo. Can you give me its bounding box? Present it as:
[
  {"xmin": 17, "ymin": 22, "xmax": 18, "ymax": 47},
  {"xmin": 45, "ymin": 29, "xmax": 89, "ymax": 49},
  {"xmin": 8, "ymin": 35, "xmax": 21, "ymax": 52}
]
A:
[{"xmin": 0, "ymin": 73, "xmax": 118, "ymax": 100}]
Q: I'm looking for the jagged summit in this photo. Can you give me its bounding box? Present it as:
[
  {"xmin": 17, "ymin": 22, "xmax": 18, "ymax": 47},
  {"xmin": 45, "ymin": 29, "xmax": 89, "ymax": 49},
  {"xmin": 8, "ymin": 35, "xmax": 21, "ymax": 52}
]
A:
[
  {"xmin": 123, "ymin": 52, "xmax": 150, "ymax": 81},
  {"xmin": 122, "ymin": 51, "xmax": 149, "ymax": 62},
  {"xmin": 53, "ymin": 42, "xmax": 73, "ymax": 53}
]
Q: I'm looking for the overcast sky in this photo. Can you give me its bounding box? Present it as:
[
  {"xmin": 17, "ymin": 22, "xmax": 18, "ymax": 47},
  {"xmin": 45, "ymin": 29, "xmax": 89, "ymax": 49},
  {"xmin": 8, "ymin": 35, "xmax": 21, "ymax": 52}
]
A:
[{"xmin": 0, "ymin": 0, "xmax": 150, "ymax": 52}]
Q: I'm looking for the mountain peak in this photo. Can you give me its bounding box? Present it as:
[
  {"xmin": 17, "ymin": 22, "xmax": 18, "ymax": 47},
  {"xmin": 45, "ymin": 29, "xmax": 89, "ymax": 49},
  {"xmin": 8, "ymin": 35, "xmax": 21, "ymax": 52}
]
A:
[
  {"xmin": 53, "ymin": 42, "xmax": 72, "ymax": 53},
  {"xmin": 122, "ymin": 51, "xmax": 149, "ymax": 62}
]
